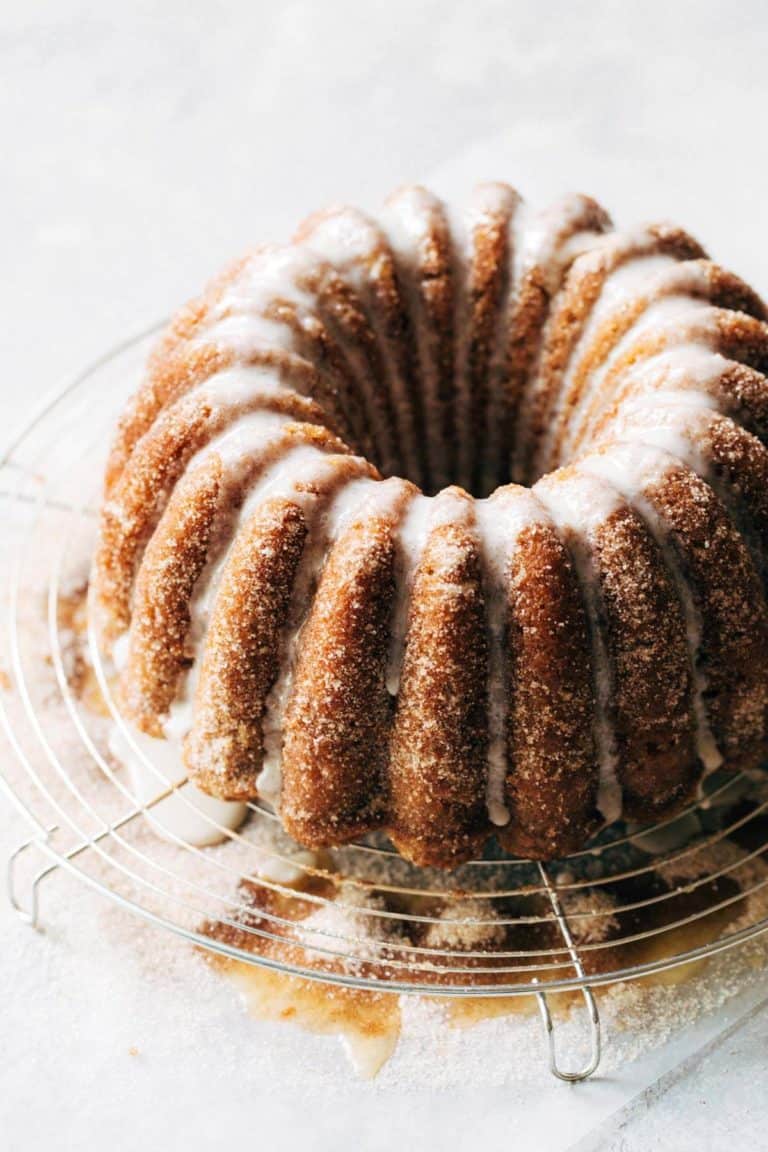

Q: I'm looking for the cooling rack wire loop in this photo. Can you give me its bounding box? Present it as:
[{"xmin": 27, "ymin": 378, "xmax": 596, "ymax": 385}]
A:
[
  {"xmin": 3, "ymin": 325, "xmax": 768, "ymax": 1085},
  {"xmin": 535, "ymin": 863, "xmax": 602, "ymax": 1082},
  {"xmin": 7, "ymin": 832, "xmax": 52, "ymax": 930}
]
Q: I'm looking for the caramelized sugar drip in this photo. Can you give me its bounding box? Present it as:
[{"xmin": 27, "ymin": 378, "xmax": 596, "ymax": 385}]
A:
[
  {"xmin": 204, "ymin": 876, "xmax": 402, "ymax": 1077},
  {"xmin": 215, "ymin": 962, "xmax": 401, "ymax": 1079},
  {"xmin": 202, "ymin": 834, "xmax": 758, "ymax": 1076}
]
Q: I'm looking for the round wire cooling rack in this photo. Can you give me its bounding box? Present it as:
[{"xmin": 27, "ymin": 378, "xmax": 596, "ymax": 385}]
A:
[{"xmin": 4, "ymin": 327, "xmax": 768, "ymax": 1085}]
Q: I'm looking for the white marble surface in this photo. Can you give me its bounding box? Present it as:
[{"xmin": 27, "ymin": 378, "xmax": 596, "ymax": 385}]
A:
[{"xmin": 4, "ymin": 1, "xmax": 768, "ymax": 1148}]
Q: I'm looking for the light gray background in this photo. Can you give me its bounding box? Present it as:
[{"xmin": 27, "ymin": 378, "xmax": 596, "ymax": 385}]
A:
[{"xmin": 4, "ymin": 1, "xmax": 768, "ymax": 1148}]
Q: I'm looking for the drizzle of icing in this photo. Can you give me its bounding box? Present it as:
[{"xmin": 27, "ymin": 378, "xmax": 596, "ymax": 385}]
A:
[
  {"xmin": 385, "ymin": 488, "xmax": 472, "ymax": 697},
  {"xmin": 534, "ymin": 471, "xmax": 624, "ymax": 824},
  {"xmin": 561, "ymin": 295, "xmax": 717, "ymax": 462},
  {"xmin": 536, "ymin": 246, "xmax": 679, "ymax": 470},
  {"xmin": 108, "ymin": 722, "xmax": 247, "ymax": 847},
  {"xmin": 303, "ymin": 206, "xmax": 422, "ymax": 485},
  {"xmin": 474, "ymin": 488, "xmax": 541, "ymax": 826},
  {"xmin": 381, "ymin": 187, "xmax": 451, "ymax": 491}
]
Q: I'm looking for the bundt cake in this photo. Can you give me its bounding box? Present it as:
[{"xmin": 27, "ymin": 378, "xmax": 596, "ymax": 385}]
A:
[{"xmin": 90, "ymin": 181, "xmax": 768, "ymax": 869}]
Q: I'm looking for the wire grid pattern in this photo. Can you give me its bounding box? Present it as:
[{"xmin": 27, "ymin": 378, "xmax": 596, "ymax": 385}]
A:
[{"xmin": 3, "ymin": 327, "xmax": 768, "ymax": 1019}]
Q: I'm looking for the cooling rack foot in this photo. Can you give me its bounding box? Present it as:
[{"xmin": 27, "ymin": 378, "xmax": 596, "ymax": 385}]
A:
[
  {"xmin": 536, "ymin": 986, "xmax": 602, "ymax": 1082},
  {"xmin": 6, "ymin": 835, "xmax": 57, "ymax": 931}
]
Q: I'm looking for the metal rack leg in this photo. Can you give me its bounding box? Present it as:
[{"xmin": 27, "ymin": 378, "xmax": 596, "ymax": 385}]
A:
[
  {"xmin": 7, "ymin": 834, "xmax": 56, "ymax": 930},
  {"xmin": 6, "ymin": 799, "xmax": 160, "ymax": 930},
  {"xmin": 535, "ymin": 987, "xmax": 602, "ymax": 1083},
  {"xmin": 535, "ymin": 862, "xmax": 602, "ymax": 1082}
]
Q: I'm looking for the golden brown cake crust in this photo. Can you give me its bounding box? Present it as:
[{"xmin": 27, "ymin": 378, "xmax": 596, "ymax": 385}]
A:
[
  {"xmin": 387, "ymin": 493, "xmax": 490, "ymax": 867},
  {"xmin": 183, "ymin": 497, "xmax": 309, "ymax": 799},
  {"xmin": 121, "ymin": 455, "xmax": 223, "ymax": 735},
  {"xmin": 497, "ymin": 508, "xmax": 599, "ymax": 859},
  {"xmin": 589, "ymin": 506, "xmax": 697, "ymax": 817},
  {"xmin": 281, "ymin": 510, "xmax": 403, "ymax": 844}
]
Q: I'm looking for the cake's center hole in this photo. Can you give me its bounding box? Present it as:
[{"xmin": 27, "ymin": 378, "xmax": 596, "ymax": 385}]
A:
[{"xmin": 372, "ymin": 389, "xmax": 522, "ymax": 499}]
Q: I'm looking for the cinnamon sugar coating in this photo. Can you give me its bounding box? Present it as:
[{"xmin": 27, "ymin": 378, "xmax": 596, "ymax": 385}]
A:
[
  {"xmin": 183, "ymin": 497, "xmax": 308, "ymax": 799},
  {"xmin": 498, "ymin": 511, "xmax": 599, "ymax": 858},
  {"xmin": 282, "ymin": 511, "xmax": 402, "ymax": 845},
  {"xmin": 387, "ymin": 494, "xmax": 489, "ymax": 867}
]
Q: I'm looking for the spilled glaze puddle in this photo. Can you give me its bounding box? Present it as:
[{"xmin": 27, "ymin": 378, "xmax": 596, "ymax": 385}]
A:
[
  {"xmin": 216, "ymin": 959, "xmax": 401, "ymax": 1078},
  {"xmin": 202, "ymin": 854, "xmax": 753, "ymax": 1078}
]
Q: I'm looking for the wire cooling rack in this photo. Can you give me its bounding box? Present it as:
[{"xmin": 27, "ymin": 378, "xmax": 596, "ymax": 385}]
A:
[{"xmin": 3, "ymin": 327, "xmax": 768, "ymax": 1084}]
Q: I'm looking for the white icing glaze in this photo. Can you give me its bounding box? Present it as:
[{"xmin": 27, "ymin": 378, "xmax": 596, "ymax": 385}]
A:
[
  {"xmin": 595, "ymin": 273, "xmax": 713, "ymax": 339},
  {"xmin": 191, "ymin": 408, "xmax": 292, "ymax": 471},
  {"xmin": 164, "ymin": 673, "xmax": 199, "ymax": 741},
  {"xmin": 302, "ymin": 208, "xmax": 378, "ymax": 292},
  {"xmin": 474, "ymin": 488, "xmax": 542, "ymax": 825},
  {"xmin": 534, "ymin": 470, "xmax": 623, "ymax": 824},
  {"xmin": 385, "ymin": 492, "xmax": 434, "ymax": 696},
  {"xmin": 612, "ymin": 393, "xmax": 717, "ymax": 479},
  {"xmin": 381, "ymin": 186, "xmax": 434, "ymax": 252},
  {"xmin": 306, "ymin": 206, "xmax": 422, "ymax": 485},
  {"xmin": 195, "ymin": 311, "xmax": 298, "ymax": 357},
  {"xmin": 517, "ymin": 195, "xmax": 605, "ymax": 293},
  {"xmin": 471, "ymin": 181, "xmax": 520, "ymax": 220},
  {"xmin": 623, "ymin": 345, "xmax": 731, "ymax": 392},
  {"xmin": 444, "ymin": 202, "xmax": 472, "ymax": 491},
  {"xmin": 380, "ymin": 188, "xmax": 450, "ymax": 489},
  {"xmin": 535, "ymin": 245, "xmax": 679, "ymax": 470},
  {"xmin": 618, "ymin": 385, "xmax": 719, "ymax": 419},
  {"xmin": 112, "ymin": 629, "xmax": 130, "ymax": 673},
  {"xmin": 593, "ymin": 248, "xmax": 680, "ymax": 312},
  {"xmin": 194, "ymin": 362, "xmax": 295, "ymax": 407},
  {"xmin": 560, "ymin": 295, "xmax": 718, "ymax": 462},
  {"xmin": 194, "ymin": 245, "xmax": 327, "ymax": 363},
  {"xmin": 325, "ymin": 474, "xmax": 407, "ymax": 539},
  {"xmin": 260, "ymin": 473, "xmax": 407, "ymax": 803},
  {"xmin": 572, "ymin": 344, "xmax": 731, "ymax": 461},
  {"xmin": 219, "ymin": 245, "xmax": 320, "ymax": 316},
  {"xmin": 109, "ymin": 723, "xmax": 247, "ymax": 847},
  {"xmin": 164, "ymin": 443, "xmax": 360, "ymax": 764},
  {"xmin": 252, "ymin": 848, "xmax": 322, "ymax": 886},
  {"xmin": 510, "ymin": 200, "xmax": 613, "ymax": 479}
]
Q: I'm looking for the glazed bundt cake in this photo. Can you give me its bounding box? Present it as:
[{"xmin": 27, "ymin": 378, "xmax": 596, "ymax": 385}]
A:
[{"xmin": 90, "ymin": 181, "xmax": 768, "ymax": 868}]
